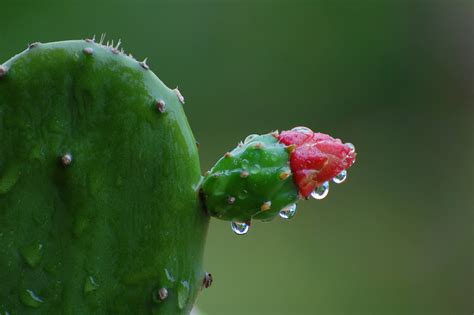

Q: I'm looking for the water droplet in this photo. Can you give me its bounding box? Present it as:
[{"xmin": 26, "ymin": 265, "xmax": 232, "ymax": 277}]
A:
[
  {"xmin": 244, "ymin": 134, "xmax": 258, "ymax": 144},
  {"xmin": 20, "ymin": 242, "xmax": 43, "ymax": 268},
  {"xmin": 279, "ymin": 203, "xmax": 297, "ymax": 219},
  {"xmin": 177, "ymin": 281, "xmax": 190, "ymax": 309},
  {"xmin": 311, "ymin": 181, "xmax": 329, "ymax": 200},
  {"xmin": 346, "ymin": 142, "xmax": 355, "ymax": 153},
  {"xmin": 164, "ymin": 269, "xmax": 175, "ymax": 283},
  {"xmin": 291, "ymin": 126, "xmax": 312, "ymax": 135},
  {"xmin": 231, "ymin": 221, "xmax": 250, "ymax": 235},
  {"xmin": 333, "ymin": 170, "xmax": 347, "ymax": 184},
  {"xmin": 84, "ymin": 276, "xmax": 99, "ymax": 293},
  {"xmin": 20, "ymin": 289, "xmax": 43, "ymax": 308}
]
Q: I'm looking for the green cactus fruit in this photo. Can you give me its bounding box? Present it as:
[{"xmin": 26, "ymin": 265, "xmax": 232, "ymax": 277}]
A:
[
  {"xmin": 202, "ymin": 127, "xmax": 357, "ymax": 232},
  {"xmin": 0, "ymin": 39, "xmax": 208, "ymax": 315},
  {"xmin": 201, "ymin": 133, "xmax": 298, "ymax": 223}
]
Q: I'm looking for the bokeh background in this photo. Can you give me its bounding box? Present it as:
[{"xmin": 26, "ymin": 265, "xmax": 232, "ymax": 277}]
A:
[{"xmin": 1, "ymin": 1, "xmax": 472, "ymax": 314}]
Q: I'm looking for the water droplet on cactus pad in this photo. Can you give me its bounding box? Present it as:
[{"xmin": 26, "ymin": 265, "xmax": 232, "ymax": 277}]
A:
[
  {"xmin": 177, "ymin": 281, "xmax": 190, "ymax": 309},
  {"xmin": 244, "ymin": 134, "xmax": 258, "ymax": 144},
  {"xmin": 20, "ymin": 242, "xmax": 43, "ymax": 268},
  {"xmin": 84, "ymin": 276, "xmax": 99, "ymax": 293},
  {"xmin": 231, "ymin": 221, "xmax": 250, "ymax": 235},
  {"xmin": 279, "ymin": 203, "xmax": 297, "ymax": 219},
  {"xmin": 291, "ymin": 126, "xmax": 312, "ymax": 135},
  {"xmin": 311, "ymin": 181, "xmax": 329, "ymax": 200},
  {"xmin": 20, "ymin": 289, "xmax": 43, "ymax": 308},
  {"xmin": 332, "ymin": 170, "xmax": 347, "ymax": 184}
]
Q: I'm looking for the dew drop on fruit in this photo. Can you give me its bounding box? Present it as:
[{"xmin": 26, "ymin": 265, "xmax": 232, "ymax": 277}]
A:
[
  {"xmin": 311, "ymin": 181, "xmax": 329, "ymax": 200},
  {"xmin": 279, "ymin": 203, "xmax": 297, "ymax": 219},
  {"xmin": 244, "ymin": 134, "xmax": 258, "ymax": 144},
  {"xmin": 291, "ymin": 126, "xmax": 312, "ymax": 135},
  {"xmin": 231, "ymin": 221, "xmax": 250, "ymax": 235},
  {"xmin": 346, "ymin": 142, "xmax": 355, "ymax": 153},
  {"xmin": 333, "ymin": 170, "xmax": 347, "ymax": 184}
]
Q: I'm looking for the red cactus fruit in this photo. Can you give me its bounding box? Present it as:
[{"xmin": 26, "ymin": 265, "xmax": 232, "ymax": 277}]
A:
[{"xmin": 278, "ymin": 127, "xmax": 356, "ymax": 197}]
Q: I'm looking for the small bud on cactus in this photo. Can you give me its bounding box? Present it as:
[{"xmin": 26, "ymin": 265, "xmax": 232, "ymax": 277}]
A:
[{"xmin": 202, "ymin": 126, "xmax": 356, "ymax": 226}]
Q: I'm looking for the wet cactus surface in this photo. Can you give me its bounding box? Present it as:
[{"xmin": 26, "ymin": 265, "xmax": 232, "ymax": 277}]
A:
[
  {"xmin": 0, "ymin": 40, "xmax": 208, "ymax": 315},
  {"xmin": 0, "ymin": 39, "xmax": 356, "ymax": 314}
]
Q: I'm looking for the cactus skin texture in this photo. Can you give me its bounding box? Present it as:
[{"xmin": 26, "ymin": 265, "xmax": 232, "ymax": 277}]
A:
[
  {"xmin": 202, "ymin": 127, "xmax": 356, "ymax": 223},
  {"xmin": 202, "ymin": 133, "xmax": 298, "ymax": 222},
  {"xmin": 0, "ymin": 40, "xmax": 208, "ymax": 314}
]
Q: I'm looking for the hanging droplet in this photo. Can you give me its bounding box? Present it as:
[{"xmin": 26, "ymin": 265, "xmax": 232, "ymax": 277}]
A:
[
  {"xmin": 346, "ymin": 142, "xmax": 355, "ymax": 153},
  {"xmin": 244, "ymin": 134, "xmax": 258, "ymax": 144},
  {"xmin": 333, "ymin": 170, "xmax": 347, "ymax": 184},
  {"xmin": 291, "ymin": 126, "xmax": 312, "ymax": 135},
  {"xmin": 231, "ymin": 221, "xmax": 250, "ymax": 235},
  {"xmin": 279, "ymin": 203, "xmax": 297, "ymax": 219},
  {"xmin": 311, "ymin": 181, "xmax": 329, "ymax": 200}
]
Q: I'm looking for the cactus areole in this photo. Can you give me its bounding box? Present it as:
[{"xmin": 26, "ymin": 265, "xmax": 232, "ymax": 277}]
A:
[{"xmin": 0, "ymin": 40, "xmax": 357, "ymax": 315}]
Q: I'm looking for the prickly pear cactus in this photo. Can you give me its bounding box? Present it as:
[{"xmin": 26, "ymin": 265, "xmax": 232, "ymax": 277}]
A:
[{"xmin": 0, "ymin": 38, "xmax": 357, "ymax": 315}]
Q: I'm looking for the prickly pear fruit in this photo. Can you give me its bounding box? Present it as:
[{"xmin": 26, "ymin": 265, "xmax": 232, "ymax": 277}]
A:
[
  {"xmin": 202, "ymin": 127, "xmax": 356, "ymax": 225},
  {"xmin": 201, "ymin": 133, "xmax": 298, "ymax": 222},
  {"xmin": 278, "ymin": 127, "xmax": 356, "ymax": 197},
  {"xmin": 0, "ymin": 40, "xmax": 208, "ymax": 315}
]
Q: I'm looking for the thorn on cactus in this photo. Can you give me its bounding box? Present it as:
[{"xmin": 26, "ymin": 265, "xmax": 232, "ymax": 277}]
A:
[
  {"xmin": 224, "ymin": 152, "xmax": 232, "ymax": 158},
  {"xmin": 139, "ymin": 58, "xmax": 149, "ymax": 70},
  {"xmin": 279, "ymin": 171, "xmax": 291, "ymax": 180},
  {"xmin": 28, "ymin": 42, "xmax": 40, "ymax": 49},
  {"xmin": 202, "ymin": 272, "xmax": 213, "ymax": 289},
  {"xmin": 175, "ymin": 88, "xmax": 185, "ymax": 104},
  {"xmin": 240, "ymin": 170, "xmax": 249, "ymax": 178},
  {"xmin": 260, "ymin": 201, "xmax": 271, "ymax": 211}
]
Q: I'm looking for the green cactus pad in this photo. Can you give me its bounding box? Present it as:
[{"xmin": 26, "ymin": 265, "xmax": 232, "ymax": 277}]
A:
[
  {"xmin": 201, "ymin": 133, "xmax": 299, "ymax": 222},
  {"xmin": 0, "ymin": 40, "xmax": 209, "ymax": 315}
]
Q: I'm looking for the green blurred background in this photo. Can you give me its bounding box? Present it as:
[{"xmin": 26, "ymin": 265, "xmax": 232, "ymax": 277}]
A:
[{"xmin": 1, "ymin": 1, "xmax": 472, "ymax": 314}]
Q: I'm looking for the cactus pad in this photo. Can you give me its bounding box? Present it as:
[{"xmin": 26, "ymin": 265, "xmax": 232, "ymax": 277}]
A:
[{"xmin": 0, "ymin": 39, "xmax": 208, "ymax": 315}]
